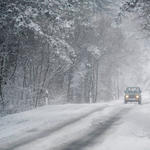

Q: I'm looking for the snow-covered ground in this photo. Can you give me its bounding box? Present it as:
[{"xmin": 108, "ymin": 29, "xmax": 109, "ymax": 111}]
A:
[
  {"xmin": 0, "ymin": 93, "xmax": 150, "ymax": 150},
  {"xmin": 85, "ymin": 93, "xmax": 150, "ymax": 150}
]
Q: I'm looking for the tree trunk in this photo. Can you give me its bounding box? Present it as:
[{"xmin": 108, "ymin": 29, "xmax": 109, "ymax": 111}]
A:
[
  {"xmin": 67, "ymin": 74, "xmax": 71, "ymax": 103},
  {"xmin": 95, "ymin": 60, "xmax": 99, "ymax": 103},
  {"xmin": 0, "ymin": 55, "xmax": 4, "ymax": 109}
]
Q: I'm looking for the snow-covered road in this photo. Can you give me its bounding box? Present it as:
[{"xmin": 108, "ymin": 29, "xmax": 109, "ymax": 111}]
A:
[{"xmin": 0, "ymin": 93, "xmax": 150, "ymax": 150}]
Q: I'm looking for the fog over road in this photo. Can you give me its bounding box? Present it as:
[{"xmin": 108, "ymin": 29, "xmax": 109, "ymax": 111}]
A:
[{"xmin": 1, "ymin": 1, "xmax": 150, "ymax": 150}]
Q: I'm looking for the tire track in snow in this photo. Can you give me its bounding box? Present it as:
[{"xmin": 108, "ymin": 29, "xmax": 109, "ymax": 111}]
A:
[
  {"xmin": 60, "ymin": 108, "xmax": 131, "ymax": 150},
  {"xmin": 0, "ymin": 105, "xmax": 108, "ymax": 150}
]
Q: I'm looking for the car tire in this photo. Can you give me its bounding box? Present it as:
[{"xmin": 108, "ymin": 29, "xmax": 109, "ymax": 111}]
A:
[
  {"xmin": 138, "ymin": 100, "xmax": 141, "ymax": 104},
  {"xmin": 124, "ymin": 100, "xmax": 127, "ymax": 104}
]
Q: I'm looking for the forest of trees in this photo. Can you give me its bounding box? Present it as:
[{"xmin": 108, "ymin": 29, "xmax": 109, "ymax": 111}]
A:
[{"xmin": 0, "ymin": 0, "xmax": 150, "ymax": 116}]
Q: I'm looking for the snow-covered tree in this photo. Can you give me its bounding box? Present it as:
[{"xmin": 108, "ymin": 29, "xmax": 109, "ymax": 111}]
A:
[{"xmin": 0, "ymin": 0, "xmax": 145, "ymax": 116}]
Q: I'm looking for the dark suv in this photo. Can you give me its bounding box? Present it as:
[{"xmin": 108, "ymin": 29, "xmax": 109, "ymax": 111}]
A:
[{"xmin": 124, "ymin": 87, "xmax": 142, "ymax": 104}]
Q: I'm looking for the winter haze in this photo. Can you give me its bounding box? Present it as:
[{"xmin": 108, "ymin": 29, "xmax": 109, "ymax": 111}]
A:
[{"xmin": 0, "ymin": 0, "xmax": 150, "ymax": 150}]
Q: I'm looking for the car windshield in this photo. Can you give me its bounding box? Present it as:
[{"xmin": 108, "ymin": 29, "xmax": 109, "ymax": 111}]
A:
[{"xmin": 126, "ymin": 87, "xmax": 140, "ymax": 93}]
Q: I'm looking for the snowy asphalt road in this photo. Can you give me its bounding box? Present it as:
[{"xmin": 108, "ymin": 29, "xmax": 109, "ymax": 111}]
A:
[
  {"xmin": 1, "ymin": 94, "xmax": 150, "ymax": 150},
  {"xmin": 61, "ymin": 108, "xmax": 131, "ymax": 150},
  {"xmin": 0, "ymin": 105, "xmax": 107, "ymax": 150}
]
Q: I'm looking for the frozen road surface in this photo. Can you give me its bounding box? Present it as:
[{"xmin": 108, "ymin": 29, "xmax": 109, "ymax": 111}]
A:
[{"xmin": 0, "ymin": 93, "xmax": 150, "ymax": 150}]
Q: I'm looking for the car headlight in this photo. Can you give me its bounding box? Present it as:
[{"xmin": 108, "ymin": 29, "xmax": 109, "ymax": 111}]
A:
[
  {"xmin": 125, "ymin": 95, "xmax": 129, "ymax": 99},
  {"xmin": 136, "ymin": 95, "xmax": 139, "ymax": 99}
]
